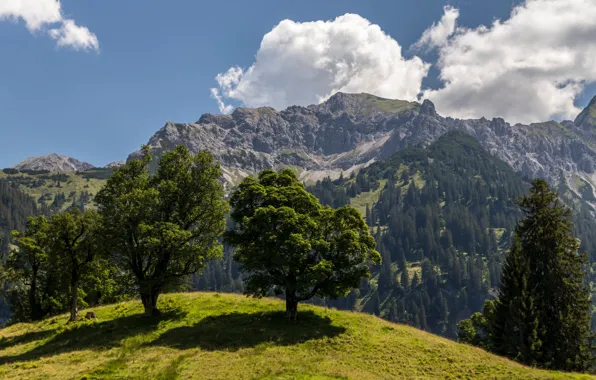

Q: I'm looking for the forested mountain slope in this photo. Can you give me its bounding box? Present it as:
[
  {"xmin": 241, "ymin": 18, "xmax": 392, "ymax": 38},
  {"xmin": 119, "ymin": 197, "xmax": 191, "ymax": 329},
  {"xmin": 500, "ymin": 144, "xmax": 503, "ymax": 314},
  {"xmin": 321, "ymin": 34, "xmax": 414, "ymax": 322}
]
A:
[
  {"xmin": 191, "ymin": 131, "xmax": 596, "ymax": 338},
  {"xmin": 307, "ymin": 131, "xmax": 527, "ymax": 337},
  {"xmin": 0, "ymin": 168, "xmax": 111, "ymax": 215},
  {"xmin": 0, "ymin": 181, "xmax": 38, "ymax": 250},
  {"xmin": 0, "ymin": 181, "xmax": 39, "ymax": 321}
]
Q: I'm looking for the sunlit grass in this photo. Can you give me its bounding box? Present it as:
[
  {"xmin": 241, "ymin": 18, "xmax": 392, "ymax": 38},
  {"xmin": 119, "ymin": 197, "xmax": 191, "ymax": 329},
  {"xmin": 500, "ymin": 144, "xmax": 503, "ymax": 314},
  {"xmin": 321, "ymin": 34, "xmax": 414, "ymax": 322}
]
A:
[{"xmin": 0, "ymin": 292, "xmax": 593, "ymax": 379}]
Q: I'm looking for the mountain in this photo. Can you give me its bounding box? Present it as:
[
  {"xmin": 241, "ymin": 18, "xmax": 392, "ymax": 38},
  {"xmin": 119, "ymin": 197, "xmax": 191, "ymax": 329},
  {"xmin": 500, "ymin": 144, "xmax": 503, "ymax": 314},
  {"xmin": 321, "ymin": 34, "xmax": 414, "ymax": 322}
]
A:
[
  {"xmin": 130, "ymin": 92, "xmax": 596, "ymax": 205},
  {"xmin": 190, "ymin": 131, "xmax": 596, "ymax": 338},
  {"xmin": 575, "ymin": 96, "xmax": 596, "ymax": 132},
  {"xmin": 12, "ymin": 153, "xmax": 95, "ymax": 172},
  {"xmin": 300, "ymin": 132, "xmax": 526, "ymax": 336},
  {"xmin": 0, "ymin": 168, "xmax": 110, "ymax": 215},
  {"xmin": 0, "ymin": 292, "xmax": 590, "ymax": 379},
  {"xmin": 104, "ymin": 161, "xmax": 124, "ymax": 169}
]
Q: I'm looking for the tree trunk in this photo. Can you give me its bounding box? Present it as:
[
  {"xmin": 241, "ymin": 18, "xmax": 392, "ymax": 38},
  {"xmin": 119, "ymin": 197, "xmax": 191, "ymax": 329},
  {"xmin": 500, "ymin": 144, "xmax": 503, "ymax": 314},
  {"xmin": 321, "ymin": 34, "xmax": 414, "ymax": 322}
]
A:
[
  {"xmin": 69, "ymin": 275, "xmax": 79, "ymax": 322},
  {"xmin": 285, "ymin": 289, "xmax": 298, "ymax": 321},
  {"xmin": 141, "ymin": 288, "xmax": 161, "ymax": 317},
  {"xmin": 29, "ymin": 274, "xmax": 41, "ymax": 321}
]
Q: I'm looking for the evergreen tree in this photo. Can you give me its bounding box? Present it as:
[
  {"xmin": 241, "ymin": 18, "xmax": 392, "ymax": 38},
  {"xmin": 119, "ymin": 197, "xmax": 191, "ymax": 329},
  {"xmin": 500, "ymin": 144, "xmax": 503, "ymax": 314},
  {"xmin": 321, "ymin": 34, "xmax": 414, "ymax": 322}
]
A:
[
  {"xmin": 490, "ymin": 237, "xmax": 541, "ymax": 365},
  {"xmin": 468, "ymin": 179, "xmax": 594, "ymax": 371}
]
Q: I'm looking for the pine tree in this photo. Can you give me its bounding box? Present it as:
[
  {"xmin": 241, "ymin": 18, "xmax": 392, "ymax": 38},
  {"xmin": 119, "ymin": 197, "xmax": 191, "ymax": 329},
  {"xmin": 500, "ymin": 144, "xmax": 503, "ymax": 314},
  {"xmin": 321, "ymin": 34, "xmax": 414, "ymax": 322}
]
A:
[
  {"xmin": 400, "ymin": 268, "xmax": 409, "ymax": 289},
  {"xmin": 491, "ymin": 179, "xmax": 594, "ymax": 371},
  {"xmin": 491, "ymin": 238, "xmax": 541, "ymax": 365}
]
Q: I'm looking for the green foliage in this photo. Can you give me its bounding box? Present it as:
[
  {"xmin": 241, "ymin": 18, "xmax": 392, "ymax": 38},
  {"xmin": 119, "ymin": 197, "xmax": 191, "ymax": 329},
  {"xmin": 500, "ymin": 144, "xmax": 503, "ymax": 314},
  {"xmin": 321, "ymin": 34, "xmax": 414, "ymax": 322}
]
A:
[
  {"xmin": 95, "ymin": 145, "xmax": 228, "ymax": 316},
  {"xmin": 78, "ymin": 168, "xmax": 114, "ymax": 180},
  {"xmin": 47, "ymin": 209, "xmax": 101, "ymax": 321},
  {"xmin": 5, "ymin": 213, "xmax": 128, "ymax": 323},
  {"xmin": 457, "ymin": 300, "xmax": 495, "ymax": 349},
  {"xmin": 6, "ymin": 216, "xmax": 53, "ymax": 321},
  {"xmin": 226, "ymin": 169, "xmax": 380, "ymax": 320}
]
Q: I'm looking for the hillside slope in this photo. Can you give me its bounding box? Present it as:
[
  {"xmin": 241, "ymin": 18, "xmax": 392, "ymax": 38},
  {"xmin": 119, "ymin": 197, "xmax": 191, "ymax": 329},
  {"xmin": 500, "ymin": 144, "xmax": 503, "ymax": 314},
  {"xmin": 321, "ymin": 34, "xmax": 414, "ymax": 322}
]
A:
[
  {"xmin": 0, "ymin": 168, "xmax": 111, "ymax": 213},
  {"xmin": 0, "ymin": 292, "xmax": 592, "ymax": 380}
]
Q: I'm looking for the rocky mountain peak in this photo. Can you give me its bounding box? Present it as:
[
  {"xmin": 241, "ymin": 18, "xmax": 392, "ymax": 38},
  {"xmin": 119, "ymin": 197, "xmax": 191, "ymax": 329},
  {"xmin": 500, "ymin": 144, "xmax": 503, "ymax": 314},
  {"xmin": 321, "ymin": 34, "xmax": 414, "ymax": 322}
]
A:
[
  {"xmin": 420, "ymin": 99, "xmax": 436, "ymax": 116},
  {"xmin": 12, "ymin": 153, "xmax": 95, "ymax": 172},
  {"xmin": 129, "ymin": 91, "xmax": 596, "ymax": 206},
  {"xmin": 575, "ymin": 96, "xmax": 596, "ymax": 130}
]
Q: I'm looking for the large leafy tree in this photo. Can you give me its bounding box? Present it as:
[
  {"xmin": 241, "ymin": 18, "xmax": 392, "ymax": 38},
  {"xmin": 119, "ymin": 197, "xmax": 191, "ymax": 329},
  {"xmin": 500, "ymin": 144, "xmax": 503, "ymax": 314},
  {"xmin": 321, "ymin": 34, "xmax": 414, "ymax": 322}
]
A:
[
  {"xmin": 48, "ymin": 209, "xmax": 100, "ymax": 322},
  {"xmin": 96, "ymin": 146, "xmax": 227, "ymax": 316},
  {"xmin": 460, "ymin": 179, "xmax": 594, "ymax": 371},
  {"xmin": 225, "ymin": 169, "xmax": 380, "ymax": 320}
]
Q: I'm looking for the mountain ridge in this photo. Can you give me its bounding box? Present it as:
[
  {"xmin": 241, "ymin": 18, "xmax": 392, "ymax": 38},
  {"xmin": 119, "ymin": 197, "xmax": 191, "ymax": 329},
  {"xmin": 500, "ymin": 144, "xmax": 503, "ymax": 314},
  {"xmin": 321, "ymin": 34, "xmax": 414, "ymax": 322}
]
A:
[{"xmin": 129, "ymin": 92, "xmax": 596, "ymax": 205}]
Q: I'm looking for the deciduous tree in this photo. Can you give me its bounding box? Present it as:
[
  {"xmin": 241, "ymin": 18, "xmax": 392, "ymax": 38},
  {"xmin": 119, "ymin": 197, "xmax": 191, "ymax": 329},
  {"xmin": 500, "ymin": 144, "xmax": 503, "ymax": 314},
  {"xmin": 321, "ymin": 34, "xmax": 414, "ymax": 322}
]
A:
[
  {"xmin": 96, "ymin": 146, "xmax": 227, "ymax": 316},
  {"xmin": 225, "ymin": 169, "xmax": 380, "ymax": 320}
]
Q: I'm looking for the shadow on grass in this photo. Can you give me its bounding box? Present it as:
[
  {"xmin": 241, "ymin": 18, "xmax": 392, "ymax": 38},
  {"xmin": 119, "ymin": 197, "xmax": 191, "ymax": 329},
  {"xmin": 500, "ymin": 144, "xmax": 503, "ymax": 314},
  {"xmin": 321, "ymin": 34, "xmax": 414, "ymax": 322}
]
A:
[
  {"xmin": 0, "ymin": 329, "xmax": 57, "ymax": 350},
  {"xmin": 148, "ymin": 310, "xmax": 346, "ymax": 351},
  {"xmin": 0, "ymin": 309, "xmax": 186, "ymax": 365}
]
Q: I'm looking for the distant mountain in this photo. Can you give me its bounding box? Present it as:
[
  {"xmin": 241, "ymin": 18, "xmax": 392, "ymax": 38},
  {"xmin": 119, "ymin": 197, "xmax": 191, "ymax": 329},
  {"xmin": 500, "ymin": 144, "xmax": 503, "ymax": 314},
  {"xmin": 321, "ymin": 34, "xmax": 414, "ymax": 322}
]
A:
[
  {"xmin": 104, "ymin": 161, "xmax": 124, "ymax": 169},
  {"xmin": 130, "ymin": 92, "xmax": 596, "ymax": 206},
  {"xmin": 12, "ymin": 153, "xmax": 95, "ymax": 172}
]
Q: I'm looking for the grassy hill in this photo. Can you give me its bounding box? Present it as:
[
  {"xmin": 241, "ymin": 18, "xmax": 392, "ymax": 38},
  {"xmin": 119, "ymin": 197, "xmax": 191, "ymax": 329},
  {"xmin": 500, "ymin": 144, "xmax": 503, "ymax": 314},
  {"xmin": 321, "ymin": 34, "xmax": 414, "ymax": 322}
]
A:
[
  {"xmin": 0, "ymin": 293, "xmax": 592, "ymax": 380},
  {"xmin": 0, "ymin": 168, "xmax": 110, "ymax": 212}
]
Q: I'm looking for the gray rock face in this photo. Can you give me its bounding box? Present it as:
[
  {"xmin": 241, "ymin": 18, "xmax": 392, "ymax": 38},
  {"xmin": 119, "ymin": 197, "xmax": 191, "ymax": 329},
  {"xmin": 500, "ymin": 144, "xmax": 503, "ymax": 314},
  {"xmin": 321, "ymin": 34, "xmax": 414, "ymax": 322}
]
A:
[
  {"xmin": 575, "ymin": 96, "xmax": 596, "ymax": 133},
  {"xmin": 129, "ymin": 92, "xmax": 596, "ymax": 203},
  {"xmin": 104, "ymin": 161, "xmax": 125, "ymax": 169},
  {"xmin": 12, "ymin": 153, "xmax": 95, "ymax": 172}
]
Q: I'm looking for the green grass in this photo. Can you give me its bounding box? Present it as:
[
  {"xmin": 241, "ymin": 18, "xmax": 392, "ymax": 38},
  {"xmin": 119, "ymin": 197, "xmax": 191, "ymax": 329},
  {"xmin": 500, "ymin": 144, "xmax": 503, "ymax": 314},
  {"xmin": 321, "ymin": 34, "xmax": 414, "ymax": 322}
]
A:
[
  {"xmin": 0, "ymin": 292, "xmax": 593, "ymax": 380},
  {"xmin": 359, "ymin": 93, "xmax": 419, "ymax": 114},
  {"xmin": 349, "ymin": 179, "xmax": 387, "ymax": 215}
]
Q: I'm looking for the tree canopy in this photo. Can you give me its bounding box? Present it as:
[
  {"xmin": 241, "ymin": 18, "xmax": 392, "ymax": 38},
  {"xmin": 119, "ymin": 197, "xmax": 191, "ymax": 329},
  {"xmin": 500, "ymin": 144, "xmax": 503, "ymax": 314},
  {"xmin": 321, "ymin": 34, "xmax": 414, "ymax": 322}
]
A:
[
  {"xmin": 225, "ymin": 169, "xmax": 380, "ymax": 320},
  {"xmin": 95, "ymin": 145, "xmax": 228, "ymax": 316},
  {"xmin": 48, "ymin": 209, "xmax": 100, "ymax": 321}
]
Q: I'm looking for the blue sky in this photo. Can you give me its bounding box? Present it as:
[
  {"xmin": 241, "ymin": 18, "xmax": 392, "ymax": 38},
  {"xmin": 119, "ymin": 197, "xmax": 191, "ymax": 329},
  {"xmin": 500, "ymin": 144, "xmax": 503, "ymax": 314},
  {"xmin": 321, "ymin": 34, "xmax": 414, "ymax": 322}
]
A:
[{"xmin": 1, "ymin": 0, "xmax": 595, "ymax": 168}]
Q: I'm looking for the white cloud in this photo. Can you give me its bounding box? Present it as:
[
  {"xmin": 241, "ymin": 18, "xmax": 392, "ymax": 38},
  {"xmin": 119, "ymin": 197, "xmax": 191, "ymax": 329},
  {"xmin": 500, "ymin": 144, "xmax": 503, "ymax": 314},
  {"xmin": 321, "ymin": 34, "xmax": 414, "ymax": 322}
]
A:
[
  {"xmin": 212, "ymin": 14, "xmax": 429, "ymax": 112},
  {"xmin": 210, "ymin": 88, "xmax": 234, "ymax": 114},
  {"xmin": 413, "ymin": 6, "xmax": 459, "ymax": 51},
  {"xmin": 0, "ymin": 0, "xmax": 98, "ymax": 52},
  {"xmin": 49, "ymin": 19, "xmax": 98, "ymax": 51},
  {"xmin": 424, "ymin": 0, "xmax": 596, "ymax": 123}
]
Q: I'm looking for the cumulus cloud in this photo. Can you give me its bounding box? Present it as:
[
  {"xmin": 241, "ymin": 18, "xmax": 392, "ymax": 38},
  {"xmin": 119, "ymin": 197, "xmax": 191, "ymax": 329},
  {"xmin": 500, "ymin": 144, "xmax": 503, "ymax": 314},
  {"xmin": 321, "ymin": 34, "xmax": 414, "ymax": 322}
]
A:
[
  {"xmin": 413, "ymin": 6, "xmax": 459, "ymax": 51},
  {"xmin": 211, "ymin": 14, "xmax": 429, "ymax": 112},
  {"xmin": 424, "ymin": 0, "xmax": 596, "ymax": 123},
  {"xmin": 0, "ymin": 0, "xmax": 98, "ymax": 52}
]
